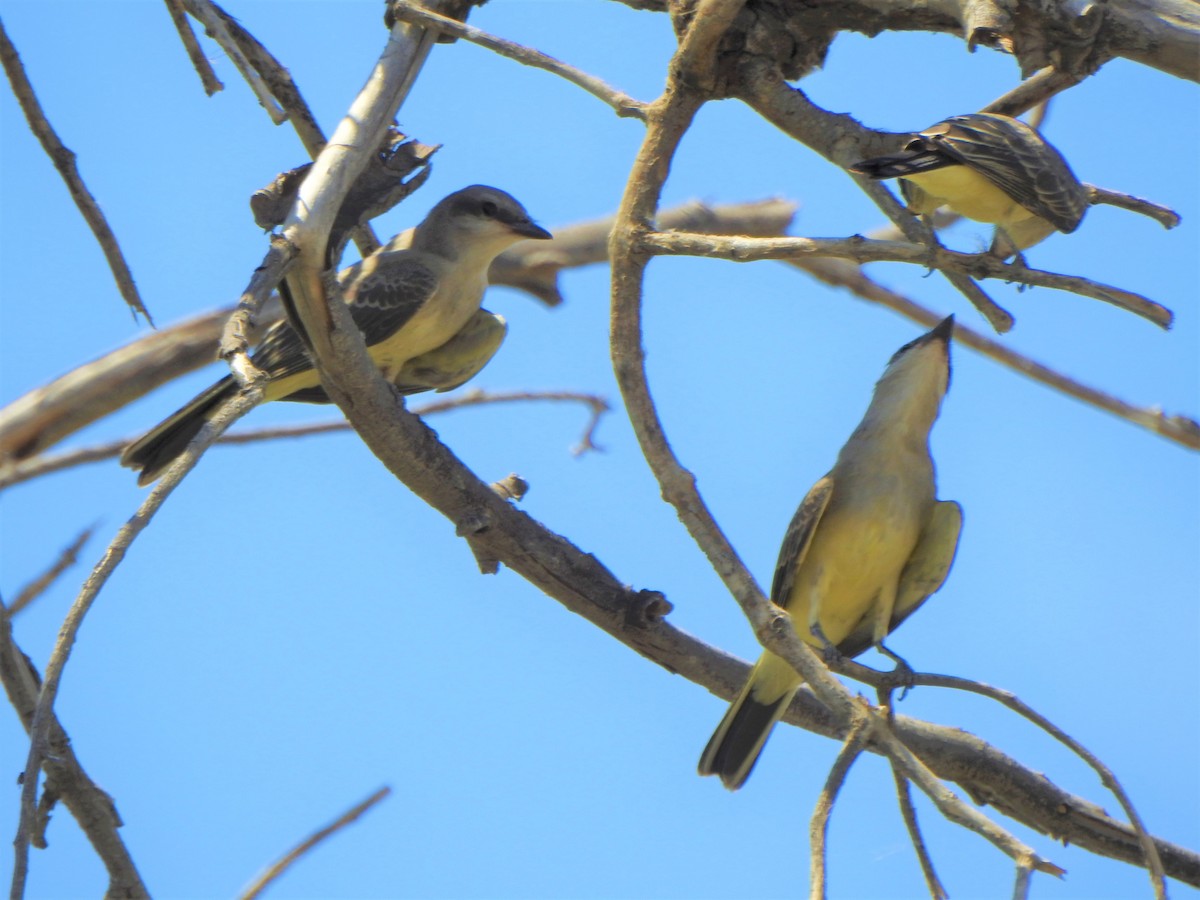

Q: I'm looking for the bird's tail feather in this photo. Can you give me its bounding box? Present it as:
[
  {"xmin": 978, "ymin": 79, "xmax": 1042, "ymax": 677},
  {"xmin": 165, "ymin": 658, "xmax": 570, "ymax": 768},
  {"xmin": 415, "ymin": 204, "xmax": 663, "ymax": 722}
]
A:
[
  {"xmin": 120, "ymin": 376, "xmax": 238, "ymax": 485},
  {"xmin": 851, "ymin": 150, "xmax": 949, "ymax": 180},
  {"xmin": 698, "ymin": 657, "xmax": 798, "ymax": 791}
]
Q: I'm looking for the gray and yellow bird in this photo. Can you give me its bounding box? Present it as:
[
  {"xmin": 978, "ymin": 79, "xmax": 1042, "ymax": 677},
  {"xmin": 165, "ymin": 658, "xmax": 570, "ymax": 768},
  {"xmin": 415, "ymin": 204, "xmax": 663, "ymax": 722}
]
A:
[
  {"xmin": 851, "ymin": 113, "xmax": 1088, "ymax": 258},
  {"xmin": 121, "ymin": 185, "xmax": 550, "ymax": 485},
  {"xmin": 699, "ymin": 317, "xmax": 963, "ymax": 790}
]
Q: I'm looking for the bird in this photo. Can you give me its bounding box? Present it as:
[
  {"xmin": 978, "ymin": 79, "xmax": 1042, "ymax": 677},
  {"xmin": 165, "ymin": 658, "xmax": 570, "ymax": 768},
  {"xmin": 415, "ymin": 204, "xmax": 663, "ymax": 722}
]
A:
[
  {"xmin": 851, "ymin": 113, "xmax": 1088, "ymax": 258},
  {"xmin": 698, "ymin": 316, "xmax": 963, "ymax": 790},
  {"xmin": 121, "ymin": 185, "xmax": 550, "ymax": 485}
]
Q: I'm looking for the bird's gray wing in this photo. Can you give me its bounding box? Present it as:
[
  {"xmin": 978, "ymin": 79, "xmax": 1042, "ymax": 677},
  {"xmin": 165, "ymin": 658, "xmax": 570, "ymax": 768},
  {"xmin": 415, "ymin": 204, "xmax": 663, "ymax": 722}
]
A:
[
  {"xmin": 254, "ymin": 251, "xmax": 441, "ymax": 404},
  {"xmin": 930, "ymin": 114, "xmax": 1087, "ymax": 233},
  {"xmin": 346, "ymin": 251, "xmax": 441, "ymax": 348},
  {"xmin": 770, "ymin": 475, "xmax": 835, "ymax": 608},
  {"xmin": 836, "ymin": 499, "xmax": 963, "ymax": 658}
]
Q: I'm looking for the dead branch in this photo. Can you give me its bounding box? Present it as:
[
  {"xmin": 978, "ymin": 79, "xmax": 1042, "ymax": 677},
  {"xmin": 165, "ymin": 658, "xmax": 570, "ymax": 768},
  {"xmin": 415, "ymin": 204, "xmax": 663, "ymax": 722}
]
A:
[
  {"xmin": 8, "ymin": 526, "xmax": 95, "ymax": 617},
  {"xmin": 387, "ymin": 1, "xmax": 649, "ymax": 118},
  {"xmin": 0, "ymin": 20, "xmax": 151, "ymax": 324},
  {"xmin": 162, "ymin": 0, "xmax": 222, "ymax": 96},
  {"xmin": 0, "ymin": 601, "xmax": 148, "ymax": 897},
  {"xmin": 238, "ymin": 787, "xmax": 391, "ymax": 900},
  {"xmin": 642, "ymin": 231, "xmax": 1174, "ymax": 329}
]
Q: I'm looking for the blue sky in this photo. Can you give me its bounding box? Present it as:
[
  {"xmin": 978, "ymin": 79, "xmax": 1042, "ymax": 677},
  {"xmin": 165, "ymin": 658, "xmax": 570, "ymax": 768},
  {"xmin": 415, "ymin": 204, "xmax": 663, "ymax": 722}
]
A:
[{"xmin": 1, "ymin": 2, "xmax": 1197, "ymax": 898}]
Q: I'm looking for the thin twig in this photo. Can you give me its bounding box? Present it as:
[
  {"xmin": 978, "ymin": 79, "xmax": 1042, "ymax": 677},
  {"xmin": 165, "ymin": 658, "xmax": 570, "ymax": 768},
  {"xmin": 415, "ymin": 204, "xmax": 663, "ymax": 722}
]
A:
[
  {"xmin": 1086, "ymin": 185, "xmax": 1181, "ymax": 230},
  {"xmin": 860, "ymin": 711, "xmax": 1065, "ymax": 879},
  {"xmin": 781, "ymin": 255, "xmax": 1200, "ymax": 450},
  {"xmin": 641, "ymin": 231, "xmax": 1174, "ymax": 329},
  {"xmin": 0, "ymin": 599, "xmax": 148, "ymax": 898},
  {"xmin": 980, "ymin": 66, "xmax": 1082, "ymax": 118},
  {"xmin": 219, "ymin": 235, "xmax": 298, "ymax": 364},
  {"xmin": 183, "ymin": 0, "xmax": 286, "ymax": 122},
  {"xmin": 0, "ymin": 389, "xmax": 612, "ymax": 490},
  {"xmin": 1013, "ymin": 864, "xmax": 1034, "ymax": 900},
  {"xmin": 180, "ymin": 0, "xmax": 381, "ymax": 257},
  {"xmin": 0, "ymin": 20, "xmax": 151, "ymax": 325},
  {"xmin": 810, "ymin": 713, "xmax": 870, "ymax": 900},
  {"xmin": 387, "ymin": 1, "xmax": 649, "ymax": 119},
  {"xmin": 909, "ymin": 672, "xmax": 1167, "ymax": 898},
  {"xmin": 162, "ymin": 0, "xmax": 222, "ymax": 96},
  {"xmin": 890, "ymin": 764, "xmax": 948, "ymax": 900},
  {"xmin": 238, "ymin": 787, "xmax": 391, "ymax": 900},
  {"xmin": 8, "ymin": 526, "xmax": 96, "ymax": 617},
  {"xmin": 13, "ymin": 387, "xmax": 263, "ymax": 885}
]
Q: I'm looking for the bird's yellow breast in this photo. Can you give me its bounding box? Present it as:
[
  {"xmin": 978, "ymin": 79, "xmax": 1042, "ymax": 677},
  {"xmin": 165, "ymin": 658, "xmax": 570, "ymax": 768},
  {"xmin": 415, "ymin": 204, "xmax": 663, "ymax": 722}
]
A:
[
  {"xmin": 785, "ymin": 492, "xmax": 923, "ymax": 648},
  {"xmin": 902, "ymin": 165, "xmax": 1030, "ymax": 228}
]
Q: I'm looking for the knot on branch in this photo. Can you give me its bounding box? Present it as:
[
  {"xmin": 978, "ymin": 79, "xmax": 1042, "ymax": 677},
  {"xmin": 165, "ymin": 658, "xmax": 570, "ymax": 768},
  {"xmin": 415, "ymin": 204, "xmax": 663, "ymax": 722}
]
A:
[
  {"xmin": 1009, "ymin": 0, "xmax": 1109, "ymax": 77},
  {"xmin": 623, "ymin": 589, "xmax": 674, "ymax": 629},
  {"xmin": 456, "ymin": 509, "xmax": 493, "ymax": 538},
  {"xmin": 249, "ymin": 129, "xmax": 438, "ymax": 263},
  {"xmin": 384, "ymin": 0, "xmax": 482, "ymax": 43},
  {"xmin": 669, "ymin": 0, "xmax": 833, "ymax": 95}
]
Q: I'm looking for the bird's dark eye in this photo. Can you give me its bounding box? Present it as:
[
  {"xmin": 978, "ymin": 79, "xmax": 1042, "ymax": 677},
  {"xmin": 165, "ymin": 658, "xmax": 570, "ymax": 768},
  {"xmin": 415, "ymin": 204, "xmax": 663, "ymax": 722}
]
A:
[{"xmin": 480, "ymin": 200, "xmax": 498, "ymax": 217}]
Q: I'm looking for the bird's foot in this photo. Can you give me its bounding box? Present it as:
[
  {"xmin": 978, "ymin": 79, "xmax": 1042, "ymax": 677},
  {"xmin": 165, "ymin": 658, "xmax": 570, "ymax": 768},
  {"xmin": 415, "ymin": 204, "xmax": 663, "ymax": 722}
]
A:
[{"xmin": 878, "ymin": 643, "xmax": 916, "ymax": 699}]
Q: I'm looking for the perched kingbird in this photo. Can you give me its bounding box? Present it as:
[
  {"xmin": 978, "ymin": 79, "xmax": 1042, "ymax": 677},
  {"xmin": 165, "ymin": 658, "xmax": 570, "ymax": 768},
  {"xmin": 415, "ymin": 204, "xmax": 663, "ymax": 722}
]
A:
[
  {"xmin": 851, "ymin": 113, "xmax": 1088, "ymax": 258},
  {"xmin": 698, "ymin": 317, "xmax": 962, "ymax": 790},
  {"xmin": 122, "ymin": 185, "xmax": 550, "ymax": 485}
]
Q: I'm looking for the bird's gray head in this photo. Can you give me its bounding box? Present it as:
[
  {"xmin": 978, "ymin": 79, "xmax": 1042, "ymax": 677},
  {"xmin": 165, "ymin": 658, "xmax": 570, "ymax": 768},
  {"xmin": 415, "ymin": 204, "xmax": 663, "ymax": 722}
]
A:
[
  {"xmin": 869, "ymin": 315, "xmax": 954, "ymax": 429},
  {"xmin": 885, "ymin": 314, "xmax": 953, "ymax": 389},
  {"xmin": 416, "ymin": 185, "xmax": 552, "ymax": 258}
]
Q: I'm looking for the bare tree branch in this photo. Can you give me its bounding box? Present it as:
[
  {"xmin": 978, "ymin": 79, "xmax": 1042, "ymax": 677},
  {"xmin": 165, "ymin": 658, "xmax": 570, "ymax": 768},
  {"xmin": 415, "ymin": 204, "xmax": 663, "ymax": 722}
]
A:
[
  {"xmin": 0, "ymin": 19, "xmax": 151, "ymax": 324},
  {"xmin": 387, "ymin": 1, "xmax": 649, "ymax": 118},
  {"xmin": 890, "ymin": 764, "xmax": 948, "ymax": 900},
  {"xmin": 780, "ymin": 254, "xmax": 1200, "ymax": 451},
  {"xmin": 8, "ymin": 526, "xmax": 95, "ymax": 617},
  {"xmin": 183, "ymin": 0, "xmax": 287, "ymax": 123},
  {"xmin": 179, "ymin": 0, "xmax": 382, "ymax": 256},
  {"xmin": 162, "ymin": 0, "xmax": 222, "ymax": 96},
  {"xmin": 0, "ymin": 599, "xmax": 148, "ymax": 898},
  {"xmin": 809, "ymin": 715, "xmax": 869, "ymax": 899},
  {"xmin": 0, "ymin": 304, "xmax": 278, "ymax": 463},
  {"xmin": 0, "ymin": 390, "xmax": 610, "ymax": 490},
  {"xmin": 642, "ymin": 231, "xmax": 1174, "ymax": 329},
  {"xmin": 238, "ymin": 787, "xmax": 391, "ymax": 900}
]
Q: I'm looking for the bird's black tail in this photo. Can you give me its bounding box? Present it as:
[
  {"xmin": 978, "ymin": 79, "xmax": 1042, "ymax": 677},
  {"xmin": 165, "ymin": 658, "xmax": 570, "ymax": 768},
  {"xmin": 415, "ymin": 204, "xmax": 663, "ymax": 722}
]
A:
[
  {"xmin": 120, "ymin": 376, "xmax": 238, "ymax": 485},
  {"xmin": 698, "ymin": 657, "xmax": 797, "ymax": 791},
  {"xmin": 850, "ymin": 149, "xmax": 949, "ymax": 180}
]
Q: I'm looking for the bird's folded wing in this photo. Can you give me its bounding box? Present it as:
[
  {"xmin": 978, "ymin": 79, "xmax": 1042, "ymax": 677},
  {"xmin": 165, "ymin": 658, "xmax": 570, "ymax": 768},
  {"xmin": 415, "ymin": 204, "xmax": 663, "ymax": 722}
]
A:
[
  {"xmin": 348, "ymin": 254, "xmax": 441, "ymax": 346},
  {"xmin": 893, "ymin": 498, "xmax": 963, "ymax": 620},
  {"xmin": 249, "ymin": 254, "xmax": 441, "ymax": 393},
  {"xmin": 935, "ymin": 117, "xmax": 1086, "ymax": 233},
  {"xmin": 770, "ymin": 475, "xmax": 835, "ymax": 606}
]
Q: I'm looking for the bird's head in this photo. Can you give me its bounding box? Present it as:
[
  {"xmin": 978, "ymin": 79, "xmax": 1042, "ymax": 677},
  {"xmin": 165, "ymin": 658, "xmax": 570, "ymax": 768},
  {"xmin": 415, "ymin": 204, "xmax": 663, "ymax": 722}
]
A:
[
  {"xmin": 417, "ymin": 185, "xmax": 552, "ymax": 259},
  {"xmin": 862, "ymin": 315, "xmax": 955, "ymax": 438}
]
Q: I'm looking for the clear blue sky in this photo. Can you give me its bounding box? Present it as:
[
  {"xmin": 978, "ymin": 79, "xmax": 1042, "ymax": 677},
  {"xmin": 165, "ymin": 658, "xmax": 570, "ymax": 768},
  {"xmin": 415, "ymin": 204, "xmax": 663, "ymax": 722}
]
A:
[{"xmin": 1, "ymin": 2, "xmax": 1197, "ymax": 898}]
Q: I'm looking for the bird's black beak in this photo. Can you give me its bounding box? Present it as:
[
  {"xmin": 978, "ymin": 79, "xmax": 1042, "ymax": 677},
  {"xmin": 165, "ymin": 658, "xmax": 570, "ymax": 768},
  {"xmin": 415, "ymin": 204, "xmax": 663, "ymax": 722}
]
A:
[
  {"xmin": 510, "ymin": 219, "xmax": 552, "ymax": 241},
  {"xmin": 928, "ymin": 314, "xmax": 955, "ymax": 343}
]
